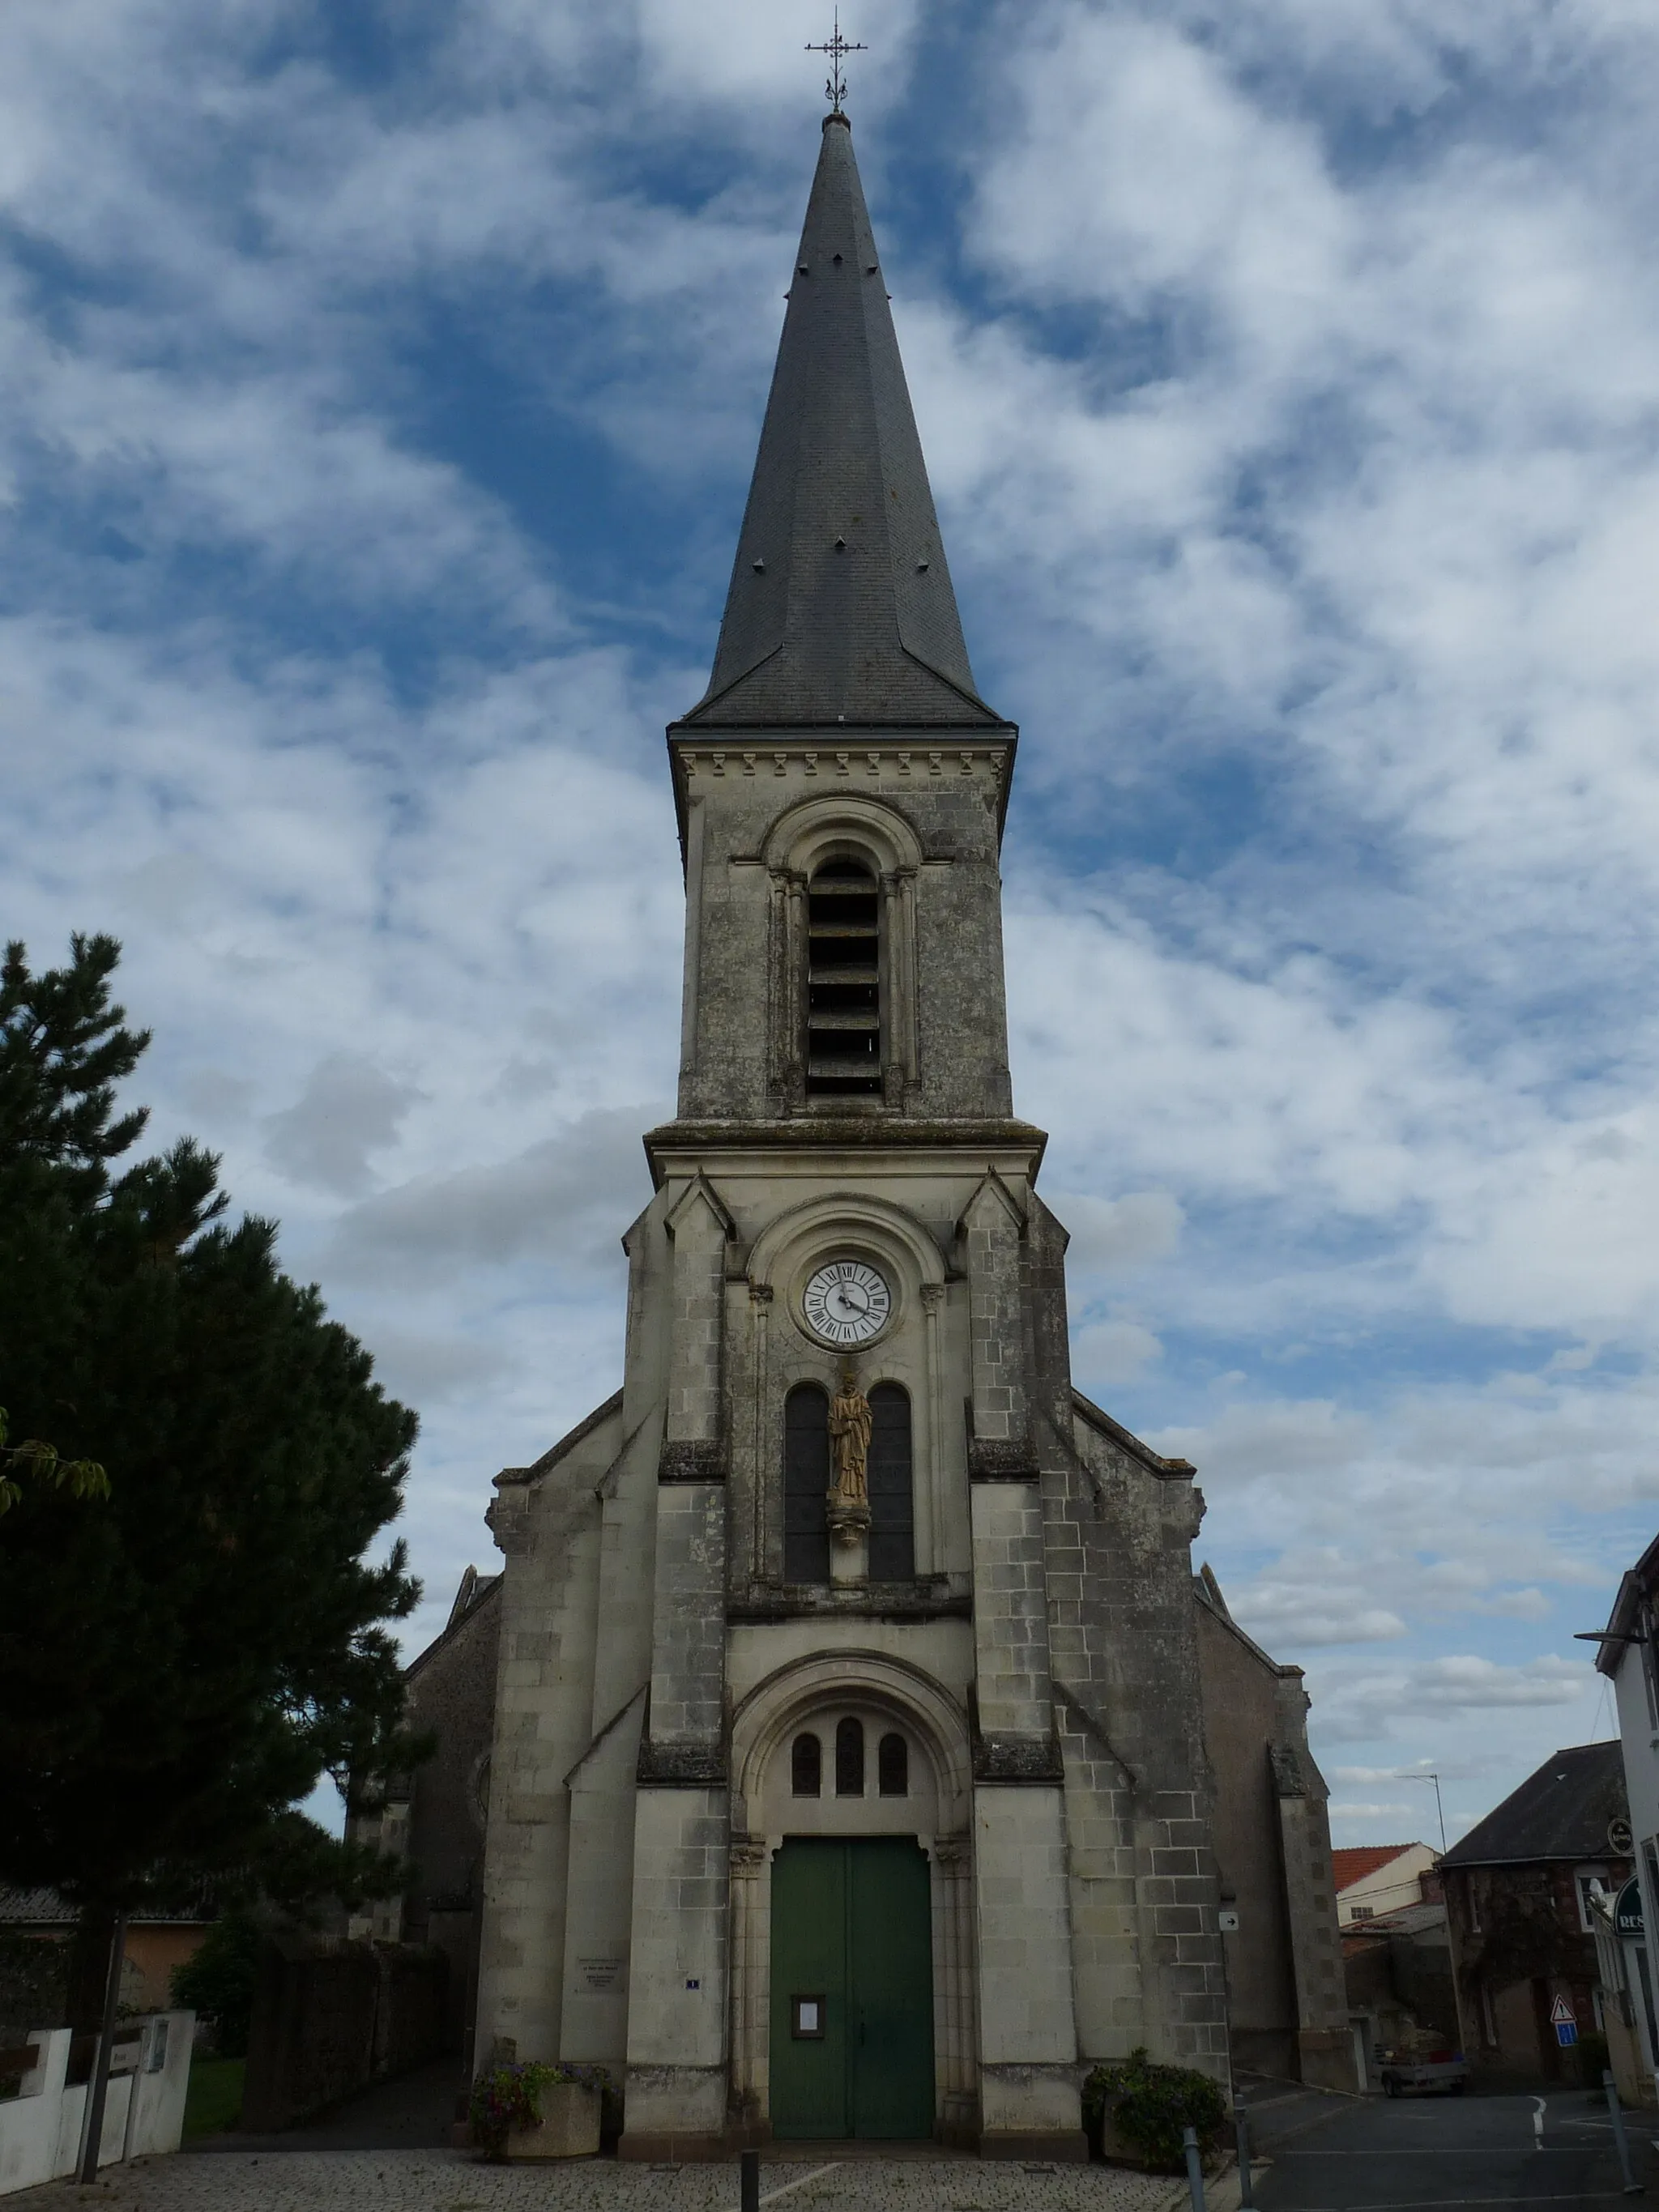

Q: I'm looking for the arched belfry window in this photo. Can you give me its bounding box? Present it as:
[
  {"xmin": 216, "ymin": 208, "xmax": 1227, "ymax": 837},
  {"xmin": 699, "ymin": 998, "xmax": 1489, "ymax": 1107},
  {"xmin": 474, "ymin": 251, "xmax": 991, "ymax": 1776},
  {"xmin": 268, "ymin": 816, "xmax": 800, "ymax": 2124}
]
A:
[
  {"xmin": 867, "ymin": 1383, "xmax": 915, "ymax": 1583},
  {"xmin": 806, "ymin": 859, "xmax": 881, "ymax": 1097},
  {"xmin": 835, "ymin": 1717, "xmax": 865, "ymax": 1796},
  {"xmin": 784, "ymin": 1383, "xmax": 831, "ymax": 1583}
]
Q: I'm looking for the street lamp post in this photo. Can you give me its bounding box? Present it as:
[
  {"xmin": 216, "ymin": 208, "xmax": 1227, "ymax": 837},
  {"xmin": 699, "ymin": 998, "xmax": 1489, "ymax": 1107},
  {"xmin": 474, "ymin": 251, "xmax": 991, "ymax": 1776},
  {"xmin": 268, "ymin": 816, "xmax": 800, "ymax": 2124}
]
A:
[{"xmin": 1403, "ymin": 1771, "xmax": 1448, "ymax": 1854}]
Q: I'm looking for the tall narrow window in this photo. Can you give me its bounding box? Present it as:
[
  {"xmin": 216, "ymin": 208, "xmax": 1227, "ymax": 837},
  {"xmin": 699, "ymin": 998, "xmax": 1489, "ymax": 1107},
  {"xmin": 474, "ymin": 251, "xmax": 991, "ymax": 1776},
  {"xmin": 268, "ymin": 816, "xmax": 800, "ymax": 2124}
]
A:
[
  {"xmin": 806, "ymin": 859, "xmax": 881, "ymax": 1097},
  {"xmin": 783, "ymin": 1384, "xmax": 830, "ymax": 1583},
  {"xmin": 878, "ymin": 1733, "xmax": 908, "ymax": 1796},
  {"xmin": 791, "ymin": 1733, "xmax": 822, "ymax": 1796},
  {"xmin": 835, "ymin": 1717, "xmax": 865, "ymax": 1796},
  {"xmin": 867, "ymin": 1383, "xmax": 915, "ymax": 1582}
]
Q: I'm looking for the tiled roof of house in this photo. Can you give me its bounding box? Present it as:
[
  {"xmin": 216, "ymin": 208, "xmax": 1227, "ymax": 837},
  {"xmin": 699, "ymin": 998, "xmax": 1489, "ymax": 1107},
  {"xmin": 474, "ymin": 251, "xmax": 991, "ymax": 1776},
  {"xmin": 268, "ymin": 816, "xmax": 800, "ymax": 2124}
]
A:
[
  {"xmin": 1440, "ymin": 1741, "xmax": 1628, "ymax": 1867},
  {"xmin": 0, "ymin": 1886, "xmax": 214, "ymax": 1927},
  {"xmin": 1332, "ymin": 1844, "xmax": 1420, "ymax": 1892},
  {"xmin": 0, "ymin": 1887, "xmax": 75, "ymax": 1925}
]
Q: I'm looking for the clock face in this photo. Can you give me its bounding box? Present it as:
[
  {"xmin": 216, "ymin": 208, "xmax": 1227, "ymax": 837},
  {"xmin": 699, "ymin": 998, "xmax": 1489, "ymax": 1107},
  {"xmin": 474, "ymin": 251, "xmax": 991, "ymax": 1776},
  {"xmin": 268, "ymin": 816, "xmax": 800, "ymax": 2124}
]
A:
[{"xmin": 802, "ymin": 1259, "xmax": 892, "ymax": 1346}]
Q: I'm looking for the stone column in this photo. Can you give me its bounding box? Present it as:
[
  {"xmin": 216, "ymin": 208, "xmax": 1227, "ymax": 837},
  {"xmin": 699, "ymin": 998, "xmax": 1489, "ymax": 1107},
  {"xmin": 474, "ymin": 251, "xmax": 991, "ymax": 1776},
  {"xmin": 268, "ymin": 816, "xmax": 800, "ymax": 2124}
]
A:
[{"xmin": 728, "ymin": 1839, "xmax": 768, "ymax": 2133}]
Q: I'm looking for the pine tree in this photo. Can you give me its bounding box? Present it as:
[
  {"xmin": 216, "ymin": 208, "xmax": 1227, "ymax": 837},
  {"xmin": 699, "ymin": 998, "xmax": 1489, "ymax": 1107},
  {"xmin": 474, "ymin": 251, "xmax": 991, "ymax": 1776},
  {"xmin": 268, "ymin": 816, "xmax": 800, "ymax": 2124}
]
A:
[{"xmin": 0, "ymin": 936, "xmax": 421, "ymax": 1933}]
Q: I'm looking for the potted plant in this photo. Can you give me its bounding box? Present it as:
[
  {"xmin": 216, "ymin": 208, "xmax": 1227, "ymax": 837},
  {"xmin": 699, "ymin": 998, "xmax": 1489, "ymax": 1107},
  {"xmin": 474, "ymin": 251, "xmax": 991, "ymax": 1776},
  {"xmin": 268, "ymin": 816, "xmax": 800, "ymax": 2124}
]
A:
[
  {"xmin": 468, "ymin": 2061, "xmax": 614, "ymax": 2160},
  {"xmin": 1081, "ymin": 2048, "xmax": 1227, "ymax": 2173}
]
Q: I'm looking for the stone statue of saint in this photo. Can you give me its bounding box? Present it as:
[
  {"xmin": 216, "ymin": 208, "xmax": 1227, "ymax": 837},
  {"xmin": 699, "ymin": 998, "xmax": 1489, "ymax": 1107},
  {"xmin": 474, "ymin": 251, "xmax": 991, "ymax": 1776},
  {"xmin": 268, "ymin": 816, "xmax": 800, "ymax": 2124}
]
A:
[{"xmin": 827, "ymin": 1373, "xmax": 872, "ymax": 1509}]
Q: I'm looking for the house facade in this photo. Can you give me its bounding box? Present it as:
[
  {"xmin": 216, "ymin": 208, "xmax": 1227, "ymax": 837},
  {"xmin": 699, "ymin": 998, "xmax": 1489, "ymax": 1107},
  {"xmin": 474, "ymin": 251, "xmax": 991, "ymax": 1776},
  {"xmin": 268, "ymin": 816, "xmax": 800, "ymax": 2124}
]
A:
[
  {"xmin": 1332, "ymin": 1843, "xmax": 1439, "ymax": 1928},
  {"xmin": 1440, "ymin": 1742, "xmax": 1631, "ymax": 2089},
  {"xmin": 1591, "ymin": 1535, "xmax": 1659, "ymax": 2103}
]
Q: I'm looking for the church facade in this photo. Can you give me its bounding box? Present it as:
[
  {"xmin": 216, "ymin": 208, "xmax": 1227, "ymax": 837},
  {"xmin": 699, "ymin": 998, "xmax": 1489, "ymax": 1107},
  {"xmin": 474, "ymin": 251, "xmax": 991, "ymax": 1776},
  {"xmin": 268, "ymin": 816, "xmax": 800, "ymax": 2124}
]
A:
[{"xmin": 471, "ymin": 109, "xmax": 1343, "ymax": 2158}]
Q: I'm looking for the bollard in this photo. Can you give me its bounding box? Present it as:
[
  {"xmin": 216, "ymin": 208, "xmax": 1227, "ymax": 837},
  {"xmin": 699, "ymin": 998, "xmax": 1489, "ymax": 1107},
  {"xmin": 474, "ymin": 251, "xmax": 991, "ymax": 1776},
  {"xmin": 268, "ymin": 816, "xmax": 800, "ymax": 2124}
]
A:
[
  {"xmin": 1234, "ymin": 2104, "xmax": 1253, "ymax": 2209},
  {"xmin": 741, "ymin": 2147, "xmax": 761, "ymax": 2212},
  {"xmin": 1602, "ymin": 2069, "xmax": 1644, "ymax": 2196},
  {"xmin": 1183, "ymin": 2122, "xmax": 1207, "ymax": 2212}
]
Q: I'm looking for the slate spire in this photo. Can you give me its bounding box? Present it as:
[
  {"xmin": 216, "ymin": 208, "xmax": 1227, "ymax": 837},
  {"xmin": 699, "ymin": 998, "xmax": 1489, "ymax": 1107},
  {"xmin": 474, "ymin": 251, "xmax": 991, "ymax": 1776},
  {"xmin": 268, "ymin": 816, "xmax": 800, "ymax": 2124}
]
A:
[{"xmin": 684, "ymin": 113, "xmax": 1000, "ymax": 728}]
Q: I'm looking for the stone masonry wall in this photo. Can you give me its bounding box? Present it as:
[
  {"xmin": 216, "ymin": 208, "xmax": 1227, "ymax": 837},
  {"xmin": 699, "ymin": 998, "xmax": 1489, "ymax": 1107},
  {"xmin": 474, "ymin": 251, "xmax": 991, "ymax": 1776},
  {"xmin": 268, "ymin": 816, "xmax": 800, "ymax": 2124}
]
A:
[{"xmin": 1022, "ymin": 1195, "xmax": 1230, "ymax": 2079}]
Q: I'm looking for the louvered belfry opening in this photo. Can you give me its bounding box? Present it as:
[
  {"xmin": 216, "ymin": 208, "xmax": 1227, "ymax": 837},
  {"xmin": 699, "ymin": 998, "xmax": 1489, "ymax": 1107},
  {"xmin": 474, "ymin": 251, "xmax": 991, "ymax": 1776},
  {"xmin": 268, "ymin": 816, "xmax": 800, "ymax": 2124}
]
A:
[{"xmin": 806, "ymin": 858, "xmax": 882, "ymax": 1097}]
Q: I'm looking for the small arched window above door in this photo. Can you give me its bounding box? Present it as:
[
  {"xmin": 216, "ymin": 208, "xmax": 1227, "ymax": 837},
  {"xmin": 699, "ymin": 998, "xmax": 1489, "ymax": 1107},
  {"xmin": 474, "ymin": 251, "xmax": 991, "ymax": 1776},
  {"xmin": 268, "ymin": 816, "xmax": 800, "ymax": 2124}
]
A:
[
  {"xmin": 835, "ymin": 1716, "xmax": 865, "ymax": 1796},
  {"xmin": 878, "ymin": 1733, "xmax": 908, "ymax": 1796},
  {"xmin": 806, "ymin": 859, "xmax": 881, "ymax": 1097},
  {"xmin": 791, "ymin": 1733, "xmax": 822, "ymax": 1796}
]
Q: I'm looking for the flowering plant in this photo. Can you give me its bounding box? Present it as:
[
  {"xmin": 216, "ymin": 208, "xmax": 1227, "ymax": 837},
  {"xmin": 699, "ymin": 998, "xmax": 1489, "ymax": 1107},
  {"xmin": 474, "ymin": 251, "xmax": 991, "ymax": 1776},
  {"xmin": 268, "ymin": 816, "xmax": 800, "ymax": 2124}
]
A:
[{"xmin": 467, "ymin": 2061, "xmax": 614, "ymax": 2159}]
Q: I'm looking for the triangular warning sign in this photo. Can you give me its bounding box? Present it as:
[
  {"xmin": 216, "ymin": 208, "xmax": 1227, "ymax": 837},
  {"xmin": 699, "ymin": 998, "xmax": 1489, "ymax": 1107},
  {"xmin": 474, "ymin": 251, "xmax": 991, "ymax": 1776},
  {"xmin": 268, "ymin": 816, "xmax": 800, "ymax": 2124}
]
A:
[{"xmin": 1550, "ymin": 1995, "xmax": 1576, "ymax": 2025}]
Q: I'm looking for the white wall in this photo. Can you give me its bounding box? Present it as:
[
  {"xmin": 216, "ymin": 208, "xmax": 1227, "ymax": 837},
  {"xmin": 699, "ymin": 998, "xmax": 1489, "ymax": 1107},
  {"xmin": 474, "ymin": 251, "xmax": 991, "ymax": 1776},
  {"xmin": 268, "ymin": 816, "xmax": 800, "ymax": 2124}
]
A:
[
  {"xmin": 1337, "ymin": 1844, "xmax": 1438, "ymax": 1925},
  {"xmin": 0, "ymin": 2012, "xmax": 194, "ymax": 2196}
]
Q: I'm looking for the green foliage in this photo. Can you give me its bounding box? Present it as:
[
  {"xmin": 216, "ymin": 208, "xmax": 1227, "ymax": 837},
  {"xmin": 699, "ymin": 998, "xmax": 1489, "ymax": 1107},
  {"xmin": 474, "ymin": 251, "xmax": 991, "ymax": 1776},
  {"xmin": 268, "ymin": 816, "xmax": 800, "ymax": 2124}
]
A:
[
  {"xmin": 0, "ymin": 935, "xmax": 421, "ymax": 1918},
  {"xmin": 1578, "ymin": 2030, "xmax": 1610, "ymax": 2089},
  {"xmin": 0, "ymin": 1930, "xmax": 70, "ymax": 2032},
  {"xmin": 0, "ymin": 1404, "xmax": 109, "ymax": 1519},
  {"xmin": 468, "ymin": 2062, "xmax": 617, "ymax": 2159},
  {"xmin": 1082, "ymin": 2047, "xmax": 1228, "ymax": 2173},
  {"xmin": 181, "ymin": 2056, "xmax": 245, "ymax": 2140},
  {"xmin": 169, "ymin": 1913, "xmax": 264, "ymax": 2057}
]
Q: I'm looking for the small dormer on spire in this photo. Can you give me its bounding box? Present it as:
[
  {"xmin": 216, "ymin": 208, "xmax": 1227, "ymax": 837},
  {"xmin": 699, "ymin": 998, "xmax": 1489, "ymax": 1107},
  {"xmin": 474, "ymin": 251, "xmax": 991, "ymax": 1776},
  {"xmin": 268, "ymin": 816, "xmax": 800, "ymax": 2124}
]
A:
[{"xmin": 682, "ymin": 107, "xmax": 1003, "ymax": 730}]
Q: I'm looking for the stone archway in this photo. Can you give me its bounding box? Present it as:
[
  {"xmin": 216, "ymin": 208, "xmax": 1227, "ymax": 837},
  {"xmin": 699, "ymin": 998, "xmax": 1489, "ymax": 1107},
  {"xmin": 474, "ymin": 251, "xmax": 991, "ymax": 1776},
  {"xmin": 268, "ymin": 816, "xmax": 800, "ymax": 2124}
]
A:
[{"xmin": 728, "ymin": 1654, "xmax": 975, "ymax": 2140}]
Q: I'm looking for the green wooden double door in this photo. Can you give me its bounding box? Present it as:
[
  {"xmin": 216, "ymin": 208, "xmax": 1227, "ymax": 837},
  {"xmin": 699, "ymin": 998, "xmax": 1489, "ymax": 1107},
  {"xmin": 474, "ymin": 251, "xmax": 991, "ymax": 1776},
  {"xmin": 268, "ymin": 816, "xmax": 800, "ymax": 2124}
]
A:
[{"xmin": 769, "ymin": 1838, "xmax": 935, "ymax": 2140}]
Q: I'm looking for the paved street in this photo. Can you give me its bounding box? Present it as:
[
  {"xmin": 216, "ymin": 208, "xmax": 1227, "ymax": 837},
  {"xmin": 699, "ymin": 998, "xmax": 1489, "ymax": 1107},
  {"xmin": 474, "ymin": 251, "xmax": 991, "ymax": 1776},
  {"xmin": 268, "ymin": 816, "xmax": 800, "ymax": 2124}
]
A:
[
  {"xmin": 1246, "ymin": 2079, "xmax": 1659, "ymax": 2210},
  {"xmin": 13, "ymin": 2152, "xmax": 1176, "ymax": 2212}
]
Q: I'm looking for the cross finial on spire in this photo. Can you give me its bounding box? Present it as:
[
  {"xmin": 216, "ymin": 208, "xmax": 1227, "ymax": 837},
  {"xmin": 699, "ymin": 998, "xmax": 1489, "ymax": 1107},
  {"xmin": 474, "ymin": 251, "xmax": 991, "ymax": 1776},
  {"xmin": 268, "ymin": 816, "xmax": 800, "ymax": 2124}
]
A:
[{"xmin": 806, "ymin": 9, "xmax": 866, "ymax": 115}]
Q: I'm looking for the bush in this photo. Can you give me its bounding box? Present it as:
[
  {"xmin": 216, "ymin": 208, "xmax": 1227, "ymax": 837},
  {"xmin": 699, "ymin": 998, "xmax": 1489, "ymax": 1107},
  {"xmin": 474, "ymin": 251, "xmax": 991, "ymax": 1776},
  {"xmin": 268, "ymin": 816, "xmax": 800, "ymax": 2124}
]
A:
[
  {"xmin": 467, "ymin": 2061, "xmax": 618, "ymax": 2159},
  {"xmin": 169, "ymin": 1913, "xmax": 264, "ymax": 2057},
  {"xmin": 1577, "ymin": 2031, "xmax": 1610, "ymax": 2091},
  {"xmin": 1082, "ymin": 2047, "xmax": 1228, "ymax": 2173}
]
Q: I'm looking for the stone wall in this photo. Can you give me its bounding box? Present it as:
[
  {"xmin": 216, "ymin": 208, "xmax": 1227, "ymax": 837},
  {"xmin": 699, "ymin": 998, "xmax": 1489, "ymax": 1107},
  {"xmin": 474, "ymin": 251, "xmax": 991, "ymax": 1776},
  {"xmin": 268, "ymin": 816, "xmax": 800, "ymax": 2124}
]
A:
[{"xmin": 240, "ymin": 1936, "xmax": 447, "ymax": 2131}]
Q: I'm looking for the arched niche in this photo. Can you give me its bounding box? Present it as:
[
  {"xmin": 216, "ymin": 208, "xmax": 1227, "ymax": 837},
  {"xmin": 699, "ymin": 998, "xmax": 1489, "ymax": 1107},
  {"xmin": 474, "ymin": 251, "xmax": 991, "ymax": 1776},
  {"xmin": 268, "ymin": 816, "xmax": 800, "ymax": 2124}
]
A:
[
  {"xmin": 731, "ymin": 1649, "xmax": 970, "ymax": 1839},
  {"xmin": 761, "ymin": 791, "xmax": 924, "ymax": 880}
]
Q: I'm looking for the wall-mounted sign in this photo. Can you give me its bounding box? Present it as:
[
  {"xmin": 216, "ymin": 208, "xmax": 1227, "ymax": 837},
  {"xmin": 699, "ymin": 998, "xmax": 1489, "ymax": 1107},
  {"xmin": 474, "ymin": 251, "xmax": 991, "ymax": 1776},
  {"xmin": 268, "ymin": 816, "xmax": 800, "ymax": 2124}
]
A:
[
  {"xmin": 576, "ymin": 1957, "xmax": 625, "ymax": 1993},
  {"xmin": 791, "ymin": 1994, "xmax": 825, "ymax": 2039},
  {"xmin": 1610, "ymin": 1816, "xmax": 1634, "ymax": 1855},
  {"xmin": 1616, "ymin": 1877, "xmax": 1645, "ymax": 1937}
]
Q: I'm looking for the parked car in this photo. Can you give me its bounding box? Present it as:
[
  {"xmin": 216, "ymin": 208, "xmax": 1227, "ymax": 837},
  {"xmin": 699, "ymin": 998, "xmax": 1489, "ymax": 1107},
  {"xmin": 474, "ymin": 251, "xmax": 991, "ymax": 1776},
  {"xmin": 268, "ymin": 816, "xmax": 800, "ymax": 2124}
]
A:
[{"xmin": 1377, "ymin": 2045, "xmax": 1469, "ymax": 2097}]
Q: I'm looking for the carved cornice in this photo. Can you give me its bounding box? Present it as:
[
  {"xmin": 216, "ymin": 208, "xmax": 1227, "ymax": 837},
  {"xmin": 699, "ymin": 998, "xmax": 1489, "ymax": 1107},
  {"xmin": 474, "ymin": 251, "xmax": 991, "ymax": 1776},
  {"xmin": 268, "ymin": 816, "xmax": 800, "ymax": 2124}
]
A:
[
  {"xmin": 973, "ymin": 1733, "xmax": 1065, "ymax": 1786},
  {"xmin": 658, "ymin": 1439, "xmax": 728, "ymax": 1485},
  {"xmin": 637, "ymin": 1740, "xmax": 727, "ymax": 1788},
  {"xmin": 967, "ymin": 1439, "xmax": 1040, "ymax": 1482}
]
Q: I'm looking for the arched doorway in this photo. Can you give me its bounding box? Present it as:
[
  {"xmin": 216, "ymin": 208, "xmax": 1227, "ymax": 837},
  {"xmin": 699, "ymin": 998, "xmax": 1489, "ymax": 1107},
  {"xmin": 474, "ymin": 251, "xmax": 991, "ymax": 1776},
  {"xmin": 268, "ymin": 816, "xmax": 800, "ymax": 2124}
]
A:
[{"xmin": 729, "ymin": 1660, "xmax": 975, "ymax": 2143}]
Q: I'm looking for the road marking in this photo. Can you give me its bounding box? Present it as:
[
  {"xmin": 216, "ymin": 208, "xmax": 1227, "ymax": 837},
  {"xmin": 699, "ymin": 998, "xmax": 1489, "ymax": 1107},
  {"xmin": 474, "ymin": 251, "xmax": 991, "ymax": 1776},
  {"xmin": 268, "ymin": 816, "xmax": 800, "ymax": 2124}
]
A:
[
  {"xmin": 1277, "ymin": 2147, "xmax": 1589, "ymax": 2157},
  {"xmin": 1533, "ymin": 2093, "xmax": 1546, "ymax": 2150},
  {"xmin": 1316, "ymin": 2194, "xmax": 1650, "ymax": 2210},
  {"xmin": 753, "ymin": 2164, "xmax": 841, "ymax": 2209}
]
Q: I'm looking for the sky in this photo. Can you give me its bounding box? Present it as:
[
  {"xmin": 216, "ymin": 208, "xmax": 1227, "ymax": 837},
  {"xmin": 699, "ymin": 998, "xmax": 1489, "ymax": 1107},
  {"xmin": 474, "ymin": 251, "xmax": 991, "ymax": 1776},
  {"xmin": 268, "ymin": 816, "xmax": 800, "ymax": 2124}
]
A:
[{"xmin": 5, "ymin": 0, "xmax": 1659, "ymax": 1850}]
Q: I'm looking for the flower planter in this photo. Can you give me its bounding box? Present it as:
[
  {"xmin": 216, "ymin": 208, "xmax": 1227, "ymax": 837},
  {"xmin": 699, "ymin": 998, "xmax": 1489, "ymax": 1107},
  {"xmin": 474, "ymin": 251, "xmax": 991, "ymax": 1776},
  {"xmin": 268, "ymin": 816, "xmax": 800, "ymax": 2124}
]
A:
[{"xmin": 503, "ymin": 2081, "xmax": 602, "ymax": 2159}]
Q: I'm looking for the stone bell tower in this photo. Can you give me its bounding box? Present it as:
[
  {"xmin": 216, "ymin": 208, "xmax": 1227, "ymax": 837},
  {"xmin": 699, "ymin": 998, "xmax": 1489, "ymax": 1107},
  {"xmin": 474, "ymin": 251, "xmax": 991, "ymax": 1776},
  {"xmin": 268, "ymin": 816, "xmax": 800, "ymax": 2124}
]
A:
[{"xmin": 476, "ymin": 107, "xmax": 1230, "ymax": 2159}]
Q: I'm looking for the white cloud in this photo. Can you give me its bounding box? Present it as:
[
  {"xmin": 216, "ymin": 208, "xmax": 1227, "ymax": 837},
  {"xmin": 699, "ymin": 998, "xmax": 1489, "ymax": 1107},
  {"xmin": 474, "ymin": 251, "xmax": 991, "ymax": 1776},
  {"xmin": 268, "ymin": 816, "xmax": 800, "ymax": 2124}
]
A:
[
  {"xmin": 265, "ymin": 1054, "xmax": 422, "ymax": 1197},
  {"xmin": 4, "ymin": 0, "xmax": 1659, "ymax": 1827},
  {"xmin": 1071, "ymin": 1315, "xmax": 1163, "ymax": 1390},
  {"xmin": 1052, "ymin": 1189, "xmax": 1184, "ymax": 1276}
]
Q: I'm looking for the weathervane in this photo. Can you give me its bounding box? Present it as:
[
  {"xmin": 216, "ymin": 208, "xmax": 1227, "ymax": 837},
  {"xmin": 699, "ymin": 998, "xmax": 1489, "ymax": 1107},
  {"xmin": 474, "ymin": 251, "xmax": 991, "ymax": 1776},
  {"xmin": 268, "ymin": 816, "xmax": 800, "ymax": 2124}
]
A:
[{"xmin": 807, "ymin": 9, "xmax": 866, "ymax": 114}]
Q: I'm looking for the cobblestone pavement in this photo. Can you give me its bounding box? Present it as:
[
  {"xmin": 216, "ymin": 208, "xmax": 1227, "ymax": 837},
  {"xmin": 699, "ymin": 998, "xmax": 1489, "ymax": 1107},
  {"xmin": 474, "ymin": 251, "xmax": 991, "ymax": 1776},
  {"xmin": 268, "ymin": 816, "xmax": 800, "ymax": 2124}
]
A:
[{"xmin": 15, "ymin": 2152, "xmax": 1179, "ymax": 2212}]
